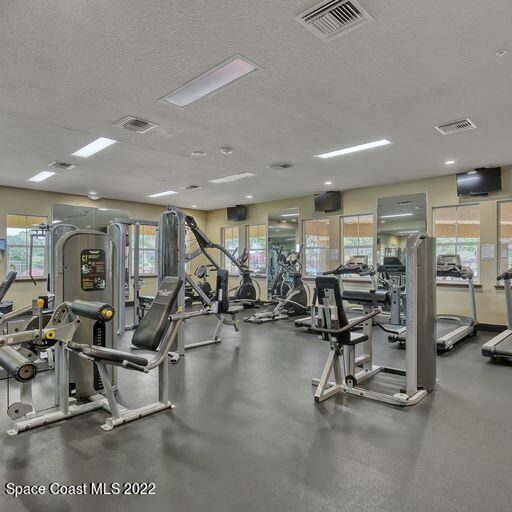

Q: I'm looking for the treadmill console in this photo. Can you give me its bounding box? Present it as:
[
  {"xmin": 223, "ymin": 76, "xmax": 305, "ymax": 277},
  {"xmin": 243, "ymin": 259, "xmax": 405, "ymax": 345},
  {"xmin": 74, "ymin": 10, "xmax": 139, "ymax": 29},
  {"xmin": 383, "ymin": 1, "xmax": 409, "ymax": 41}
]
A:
[
  {"xmin": 377, "ymin": 256, "xmax": 406, "ymax": 274},
  {"xmin": 436, "ymin": 254, "xmax": 473, "ymax": 279}
]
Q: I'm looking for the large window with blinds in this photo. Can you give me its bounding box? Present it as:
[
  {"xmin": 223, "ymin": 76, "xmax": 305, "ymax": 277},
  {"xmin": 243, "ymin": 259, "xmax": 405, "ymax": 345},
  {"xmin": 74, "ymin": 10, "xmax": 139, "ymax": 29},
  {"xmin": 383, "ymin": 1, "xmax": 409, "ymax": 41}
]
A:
[
  {"xmin": 433, "ymin": 204, "xmax": 480, "ymax": 279},
  {"xmin": 340, "ymin": 214, "xmax": 374, "ymax": 265},
  {"xmin": 221, "ymin": 226, "xmax": 240, "ymax": 275},
  {"xmin": 7, "ymin": 214, "xmax": 47, "ymax": 278},
  {"xmin": 303, "ymin": 218, "xmax": 330, "ymax": 277},
  {"xmin": 246, "ymin": 224, "xmax": 267, "ymax": 274}
]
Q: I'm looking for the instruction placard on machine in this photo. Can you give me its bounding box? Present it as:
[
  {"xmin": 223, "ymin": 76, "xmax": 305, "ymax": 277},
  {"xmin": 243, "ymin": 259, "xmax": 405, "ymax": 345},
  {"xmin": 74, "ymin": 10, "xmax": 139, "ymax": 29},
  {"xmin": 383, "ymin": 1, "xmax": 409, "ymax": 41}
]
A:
[{"xmin": 81, "ymin": 249, "xmax": 106, "ymax": 291}]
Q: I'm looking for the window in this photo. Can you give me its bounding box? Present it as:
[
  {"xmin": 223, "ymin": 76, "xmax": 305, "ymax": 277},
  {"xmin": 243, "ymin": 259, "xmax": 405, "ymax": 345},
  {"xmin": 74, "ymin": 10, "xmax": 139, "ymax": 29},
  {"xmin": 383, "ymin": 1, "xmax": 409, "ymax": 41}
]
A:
[
  {"xmin": 246, "ymin": 224, "xmax": 267, "ymax": 274},
  {"xmin": 498, "ymin": 201, "xmax": 512, "ymax": 275},
  {"xmin": 433, "ymin": 204, "xmax": 480, "ymax": 279},
  {"xmin": 7, "ymin": 214, "xmax": 47, "ymax": 278},
  {"xmin": 341, "ymin": 214, "xmax": 374, "ymax": 266},
  {"xmin": 132, "ymin": 225, "xmax": 157, "ymax": 275},
  {"xmin": 303, "ymin": 218, "xmax": 330, "ymax": 277},
  {"xmin": 221, "ymin": 226, "xmax": 240, "ymax": 275}
]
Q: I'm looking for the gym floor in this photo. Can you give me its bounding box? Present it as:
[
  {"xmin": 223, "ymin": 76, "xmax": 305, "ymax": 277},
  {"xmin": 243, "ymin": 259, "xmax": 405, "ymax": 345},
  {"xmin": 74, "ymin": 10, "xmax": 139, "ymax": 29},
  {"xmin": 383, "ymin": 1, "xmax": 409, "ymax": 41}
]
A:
[{"xmin": 0, "ymin": 316, "xmax": 510, "ymax": 512}]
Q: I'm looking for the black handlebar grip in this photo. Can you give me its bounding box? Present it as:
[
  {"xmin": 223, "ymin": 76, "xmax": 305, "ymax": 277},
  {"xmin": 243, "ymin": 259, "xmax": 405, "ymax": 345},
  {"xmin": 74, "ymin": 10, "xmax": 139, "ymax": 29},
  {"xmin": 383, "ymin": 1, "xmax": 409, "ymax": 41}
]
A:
[{"xmin": 70, "ymin": 300, "xmax": 115, "ymax": 322}]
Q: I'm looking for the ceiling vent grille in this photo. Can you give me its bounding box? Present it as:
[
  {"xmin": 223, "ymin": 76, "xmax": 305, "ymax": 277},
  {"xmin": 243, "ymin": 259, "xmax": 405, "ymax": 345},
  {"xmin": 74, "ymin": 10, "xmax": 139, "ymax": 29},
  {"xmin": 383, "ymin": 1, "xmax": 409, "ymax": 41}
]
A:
[
  {"xmin": 297, "ymin": 0, "xmax": 372, "ymax": 42},
  {"xmin": 181, "ymin": 185, "xmax": 203, "ymax": 191},
  {"xmin": 268, "ymin": 162, "xmax": 296, "ymax": 170},
  {"xmin": 435, "ymin": 119, "xmax": 477, "ymax": 135},
  {"xmin": 114, "ymin": 116, "xmax": 158, "ymax": 134},
  {"xmin": 48, "ymin": 161, "xmax": 76, "ymax": 170}
]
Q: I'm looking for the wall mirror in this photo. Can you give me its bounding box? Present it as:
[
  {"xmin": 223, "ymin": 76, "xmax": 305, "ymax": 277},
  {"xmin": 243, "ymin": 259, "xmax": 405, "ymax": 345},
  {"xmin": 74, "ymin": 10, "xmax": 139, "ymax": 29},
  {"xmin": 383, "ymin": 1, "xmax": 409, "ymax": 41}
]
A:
[
  {"xmin": 52, "ymin": 204, "xmax": 129, "ymax": 231},
  {"xmin": 267, "ymin": 207, "xmax": 299, "ymax": 295},
  {"xmin": 376, "ymin": 193, "xmax": 427, "ymax": 264}
]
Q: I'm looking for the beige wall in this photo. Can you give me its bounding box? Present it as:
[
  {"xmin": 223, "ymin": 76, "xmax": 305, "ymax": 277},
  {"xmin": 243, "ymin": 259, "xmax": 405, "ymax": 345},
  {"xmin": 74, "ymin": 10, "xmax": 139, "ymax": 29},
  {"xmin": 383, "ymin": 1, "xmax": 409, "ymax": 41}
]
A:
[
  {"xmin": 0, "ymin": 186, "xmax": 207, "ymax": 307},
  {"xmin": 206, "ymin": 167, "xmax": 512, "ymax": 325}
]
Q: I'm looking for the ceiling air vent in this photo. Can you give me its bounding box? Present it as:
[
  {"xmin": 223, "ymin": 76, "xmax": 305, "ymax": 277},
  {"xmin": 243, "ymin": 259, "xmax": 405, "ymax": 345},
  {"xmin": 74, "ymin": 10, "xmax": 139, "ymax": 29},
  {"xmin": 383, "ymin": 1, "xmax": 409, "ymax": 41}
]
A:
[
  {"xmin": 268, "ymin": 162, "xmax": 296, "ymax": 170},
  {"xmin": 181, "ymin": 185, "xmax": 203, "ymax": 191},
  {"xmin": 48, "ymin": 161, "xmax": 76, "ymax": 170},
  {"xmin": 114, "ymin": 116, "xmax": 158, "ymax": 134},
  {"xmin": 435, "ymin": 119, "xmax": 477, "ymax": 135},
  {"xmin": 297, "ymin": 0, "xmax": 372, "ymax": 42}
]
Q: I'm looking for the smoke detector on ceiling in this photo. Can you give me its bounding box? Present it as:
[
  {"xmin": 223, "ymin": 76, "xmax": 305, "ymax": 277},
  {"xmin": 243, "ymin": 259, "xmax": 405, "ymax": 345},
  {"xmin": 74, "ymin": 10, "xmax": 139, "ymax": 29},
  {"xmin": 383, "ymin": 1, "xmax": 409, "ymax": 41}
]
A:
[
  {"xmin": 268, "ymin": 162, "xmax": 296, "ymax": 170},
  {"xmin": 296, "ymin": 0, "xmax": 372, "ymax": 42},
  {"xmin": 48, "ymin": 161, "xmax": 76, "ymax": 170},
  {"xmin": 220, "ymin": 147, "xmax": 234, "ymax": 155},
  {"xmin": 435, "ymin": 119, "xmax": 477, "ymax": 135},
  {"xmin": 114, "ymin": 116, "xmax": 158, "ymax": 134}
]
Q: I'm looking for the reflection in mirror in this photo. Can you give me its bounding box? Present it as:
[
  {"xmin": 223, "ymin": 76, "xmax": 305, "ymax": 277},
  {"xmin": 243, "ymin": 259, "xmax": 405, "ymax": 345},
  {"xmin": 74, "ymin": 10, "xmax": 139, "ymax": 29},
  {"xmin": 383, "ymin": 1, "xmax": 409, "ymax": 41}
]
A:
[
  {"xmin": 267, "ymin": 208, "xmax": 299, "ymax": 296},
  {"xmin": 52, "ymin": 204, "xmax": 129, "ymax": 231},
  {"xmin": 377, "ymin": 193, "xmax": 427, "ymax": 265}
]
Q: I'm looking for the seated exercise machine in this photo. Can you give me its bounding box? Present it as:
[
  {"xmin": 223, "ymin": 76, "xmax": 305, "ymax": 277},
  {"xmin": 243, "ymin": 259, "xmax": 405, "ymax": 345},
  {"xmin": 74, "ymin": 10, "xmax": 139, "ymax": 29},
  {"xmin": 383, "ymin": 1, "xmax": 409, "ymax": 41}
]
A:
[
  {"xmin": 435, "ymin": 254, "xmax": 477, "ymax": 350},
  {"xmin": 308, "ymin": 234, "xmax": 437, "ymax": 406},
  {"xmin": 294, "ymin": 255, "xmax": 375, "ymax": 330},
  {"xmin": 481, "ymin": 267, "xmax": 512, "ymax": 361},
  {"xmin": 159, "ymin": 207, "xmax": 243, "ymax": 355},
  {"xmin": 268, "ymin": 247, "xmax": 297, "ymax": 300},
  {"xmin": 244, "ymin": 249, "xmax": 308, "ymax": 323},
  {"xmin": 185, "ymin": 264, "xmax": 215, "ymax": 307}
]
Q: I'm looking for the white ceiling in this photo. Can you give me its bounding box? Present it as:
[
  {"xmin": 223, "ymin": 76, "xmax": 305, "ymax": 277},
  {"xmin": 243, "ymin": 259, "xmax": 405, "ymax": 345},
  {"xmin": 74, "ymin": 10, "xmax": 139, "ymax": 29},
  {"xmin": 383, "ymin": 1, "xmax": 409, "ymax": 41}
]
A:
[{"xmin": 1, "ymin": 0, "xmax": 512, "ymax": 210}]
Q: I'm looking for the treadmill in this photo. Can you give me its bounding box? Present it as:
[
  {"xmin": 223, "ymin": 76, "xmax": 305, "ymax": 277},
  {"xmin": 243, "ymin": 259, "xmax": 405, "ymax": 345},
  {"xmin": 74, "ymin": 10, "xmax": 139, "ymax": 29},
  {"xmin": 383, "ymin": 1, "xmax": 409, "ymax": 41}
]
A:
[
  {"xmin": 294, "ymin": 255, "xmax": 375, "ymax": 329},
  {"xmin": 436, "ymin": 254, "xmax": 477, "ymax": 350},
  {"xmin": 481, "ymin": 268, "xmax": 512, "ymax": 361}
]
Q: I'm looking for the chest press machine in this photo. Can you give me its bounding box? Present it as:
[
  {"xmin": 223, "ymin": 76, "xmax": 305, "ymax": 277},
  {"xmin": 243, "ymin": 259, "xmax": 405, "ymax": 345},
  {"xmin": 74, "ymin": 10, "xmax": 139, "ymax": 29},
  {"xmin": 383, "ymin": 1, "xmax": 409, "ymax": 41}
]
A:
[{"xmin": 309, "ymin": 234, "xmax": 438, "ymax": 406}]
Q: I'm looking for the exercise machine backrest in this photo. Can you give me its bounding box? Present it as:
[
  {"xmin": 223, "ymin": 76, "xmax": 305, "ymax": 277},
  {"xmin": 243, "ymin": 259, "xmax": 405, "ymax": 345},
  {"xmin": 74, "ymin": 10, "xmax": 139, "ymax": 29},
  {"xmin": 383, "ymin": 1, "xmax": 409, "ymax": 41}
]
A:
[
  {"xmin": 315, "ymin": 276, "xmax": 350, "ymax": 344},
  {"xmin": 132, "ymin": 277, "xmax": 182, "ymax": 351},
  {"xmin": 214, "ymin": 269, "xmax": 230, "ymax": 314}
]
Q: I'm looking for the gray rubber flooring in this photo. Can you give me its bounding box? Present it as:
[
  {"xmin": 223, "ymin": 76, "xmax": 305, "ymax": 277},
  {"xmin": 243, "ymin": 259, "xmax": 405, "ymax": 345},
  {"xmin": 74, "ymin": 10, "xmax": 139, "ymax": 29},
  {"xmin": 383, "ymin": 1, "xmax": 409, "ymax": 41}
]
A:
[{"xmin": 0, "ymin": 315, "xmax": 510, "ymax": 512}]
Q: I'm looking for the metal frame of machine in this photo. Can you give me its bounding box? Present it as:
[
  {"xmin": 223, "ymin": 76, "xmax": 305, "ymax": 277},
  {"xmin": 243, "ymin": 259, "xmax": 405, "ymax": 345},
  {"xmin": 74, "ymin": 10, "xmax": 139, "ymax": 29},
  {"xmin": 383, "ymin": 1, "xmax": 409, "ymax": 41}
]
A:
[{"xmin": 311, "ymin": 234, "xmax": 438, "ymax": 406}]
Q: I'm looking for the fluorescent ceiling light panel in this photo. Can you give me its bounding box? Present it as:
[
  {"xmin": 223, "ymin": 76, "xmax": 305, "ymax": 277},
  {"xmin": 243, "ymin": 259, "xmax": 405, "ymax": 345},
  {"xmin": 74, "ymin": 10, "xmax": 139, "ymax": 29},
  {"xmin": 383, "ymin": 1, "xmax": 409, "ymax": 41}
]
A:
[
  {"xmin": 28, "ymin": 170, "xmax": 55, "ymax": 182},
  {"xmin": 445, "ymin": 160, "xmax": 456, "ymax": 165},
  {"xmin": 380, "ymin": 213, "xmax": 414, "ymax": 219},
  {"xmin": 316, "ymin": 139, "xmax": 391, "ymax": 159},
  {"xmin": 147, "ymin": 190, "xmax": 178, "ymax": 198},
  {"xmin": 281, "ymin": 213, "xmax": 299, "ymax": 217},
  {"xmin": 160, "ymin": 55, "xmax": 259, "ymax": 107},
  {"xmin": 209, "ymin": 172, "xmax": 256, "ymax": 184},
  {"xmin": 72, "ymin": 137, "xmax": 117, "ymax": 158}
]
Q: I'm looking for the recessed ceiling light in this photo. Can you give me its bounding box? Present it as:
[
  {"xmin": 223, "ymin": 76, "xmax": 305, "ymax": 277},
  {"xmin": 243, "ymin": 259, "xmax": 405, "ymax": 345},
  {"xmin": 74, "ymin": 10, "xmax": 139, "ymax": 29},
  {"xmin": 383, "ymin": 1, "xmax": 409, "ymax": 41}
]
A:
[
  {"xmin": 191, "ymin": 204, "xmax": 198, "ymax": 208},
  {"xmin": 220, "ymin": 147, "xmax": 234, "ymax": 155},
  {"xmin": 496, "ymin": 49, "xmax": 507, "ymax": 57},
  {"xmin": 246, "ymin": 195, "xmax": 253, "ymax": 199},
  {"xmin": 28, "ymin": 171, "xmax": 55, "ymax": 182},
  {"xmin": 88, "ymin": 191, "xmax": 100, "ymax": 200},
  {"xmin": 445, "ymin": 160, "xmax": 456, "ymax": 165},
  {"xmin": 316, "ymin": 139, "xmax": 391, "ymax": 159},
  {"xmin": 210, "ymin": 172, "xmax": 257, "ymax": 184},
  {"xmin": 147, "ymin": 190, "xmax": 178, "ymax": 198},
  {"xmin": 380, "ymin": 213, "xmax": 414, "ymax": 219},
  {"xmin": 72, "ymin": 137, "xmax": 117, "ymax": 158},
  {"xmin": 325, "ymin": 181, "xmax": 333, "ymax": 185},
  {"xmin": 189, "ymin": 151, "xmax": 206, "ymax": 157},
  {"xmin": 160, "ymin": 55, "xmax": 259, "ymax": 107}
]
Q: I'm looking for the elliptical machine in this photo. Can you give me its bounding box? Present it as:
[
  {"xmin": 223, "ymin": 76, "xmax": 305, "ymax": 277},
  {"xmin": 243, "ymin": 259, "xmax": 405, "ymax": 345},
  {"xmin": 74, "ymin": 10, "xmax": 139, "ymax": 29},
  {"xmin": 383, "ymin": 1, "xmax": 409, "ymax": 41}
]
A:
[{"xmin": 244, "ymin": 248, "xmax": 308, "ymax": 323}]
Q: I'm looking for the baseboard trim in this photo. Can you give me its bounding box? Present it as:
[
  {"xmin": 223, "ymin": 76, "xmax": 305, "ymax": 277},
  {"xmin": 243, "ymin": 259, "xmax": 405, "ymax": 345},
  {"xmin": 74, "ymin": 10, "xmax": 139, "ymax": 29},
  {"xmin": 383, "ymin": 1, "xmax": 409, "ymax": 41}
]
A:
[{"xmin": 477, "ymin": 323, "xmax": 506, "ymax": 333}]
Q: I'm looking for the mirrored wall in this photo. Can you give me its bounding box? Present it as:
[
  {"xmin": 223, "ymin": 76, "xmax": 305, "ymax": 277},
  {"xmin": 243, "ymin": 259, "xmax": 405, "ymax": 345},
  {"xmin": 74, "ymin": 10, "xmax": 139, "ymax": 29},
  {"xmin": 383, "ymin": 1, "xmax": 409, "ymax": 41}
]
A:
[
  {"xmin": 52, "ymin": 204, "xmax": 129, "ymax": 231},
  {"xmin": 267, "ymin": 207, "xmax": 299, "ymax": 290},
  {"xmin": 376, "ymin": 193, "xmax": 427, "ymax": 263}
]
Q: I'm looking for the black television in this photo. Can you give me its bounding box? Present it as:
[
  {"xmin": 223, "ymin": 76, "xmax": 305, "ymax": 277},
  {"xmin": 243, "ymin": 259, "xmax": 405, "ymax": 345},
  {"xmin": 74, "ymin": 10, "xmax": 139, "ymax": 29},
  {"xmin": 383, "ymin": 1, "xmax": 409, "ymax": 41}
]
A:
[
  {"xmin": 456, "ymin": 167, "xmax": 502, "ymax": 197},
  {"xmin": 314, "ymin": 191, "xmax": 341, "ymax": 213},
  {"xmin": 227, "ymin": 205, "xmax": 247, "ymax": 221}
]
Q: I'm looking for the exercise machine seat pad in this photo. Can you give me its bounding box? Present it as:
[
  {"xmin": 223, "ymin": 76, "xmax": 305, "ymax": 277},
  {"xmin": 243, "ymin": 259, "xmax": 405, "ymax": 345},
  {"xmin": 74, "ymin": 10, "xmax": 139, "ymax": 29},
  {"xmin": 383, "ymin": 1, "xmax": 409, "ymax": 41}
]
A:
[
  {"xmin": 342, "ymin": 289, "xmax": 390, "ymax": 306},
  {"xmin": 69, "ymin": 343, "xmax": 148, "ymax": 367},
  {"xmin": 132, "ymin": 277, "xmax": 182, "ymax": 351}
]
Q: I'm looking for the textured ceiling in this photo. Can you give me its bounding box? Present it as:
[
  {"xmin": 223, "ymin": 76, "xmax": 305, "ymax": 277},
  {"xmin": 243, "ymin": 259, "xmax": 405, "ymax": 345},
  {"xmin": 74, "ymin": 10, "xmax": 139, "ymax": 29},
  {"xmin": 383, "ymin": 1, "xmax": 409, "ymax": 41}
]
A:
[{"xmin": 1, "ymin": 0, "xmax": 512, "ymax": 209}]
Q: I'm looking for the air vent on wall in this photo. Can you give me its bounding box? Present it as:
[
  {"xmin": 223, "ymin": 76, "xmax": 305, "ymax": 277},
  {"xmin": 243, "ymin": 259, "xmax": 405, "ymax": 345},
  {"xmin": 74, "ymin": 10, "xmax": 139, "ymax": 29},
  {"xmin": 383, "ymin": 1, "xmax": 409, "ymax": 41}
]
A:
[
  {"xmin": 268, "ymin": 162, "xmax": 296, "ymax": 170},
  {"xmin": 48, "ymin": 161, "xmax": 76, "ymax": 170},
  {"xmin": 296, "ymin": 0, "xmax": 372, "ymax": 42},
  {"xmin": 114, "ymin": 116, "xmax": 158, "ymax": 134},
  {"xmin": 435, "ymin": 119, "xmax": 477, "ymax": 135}
]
